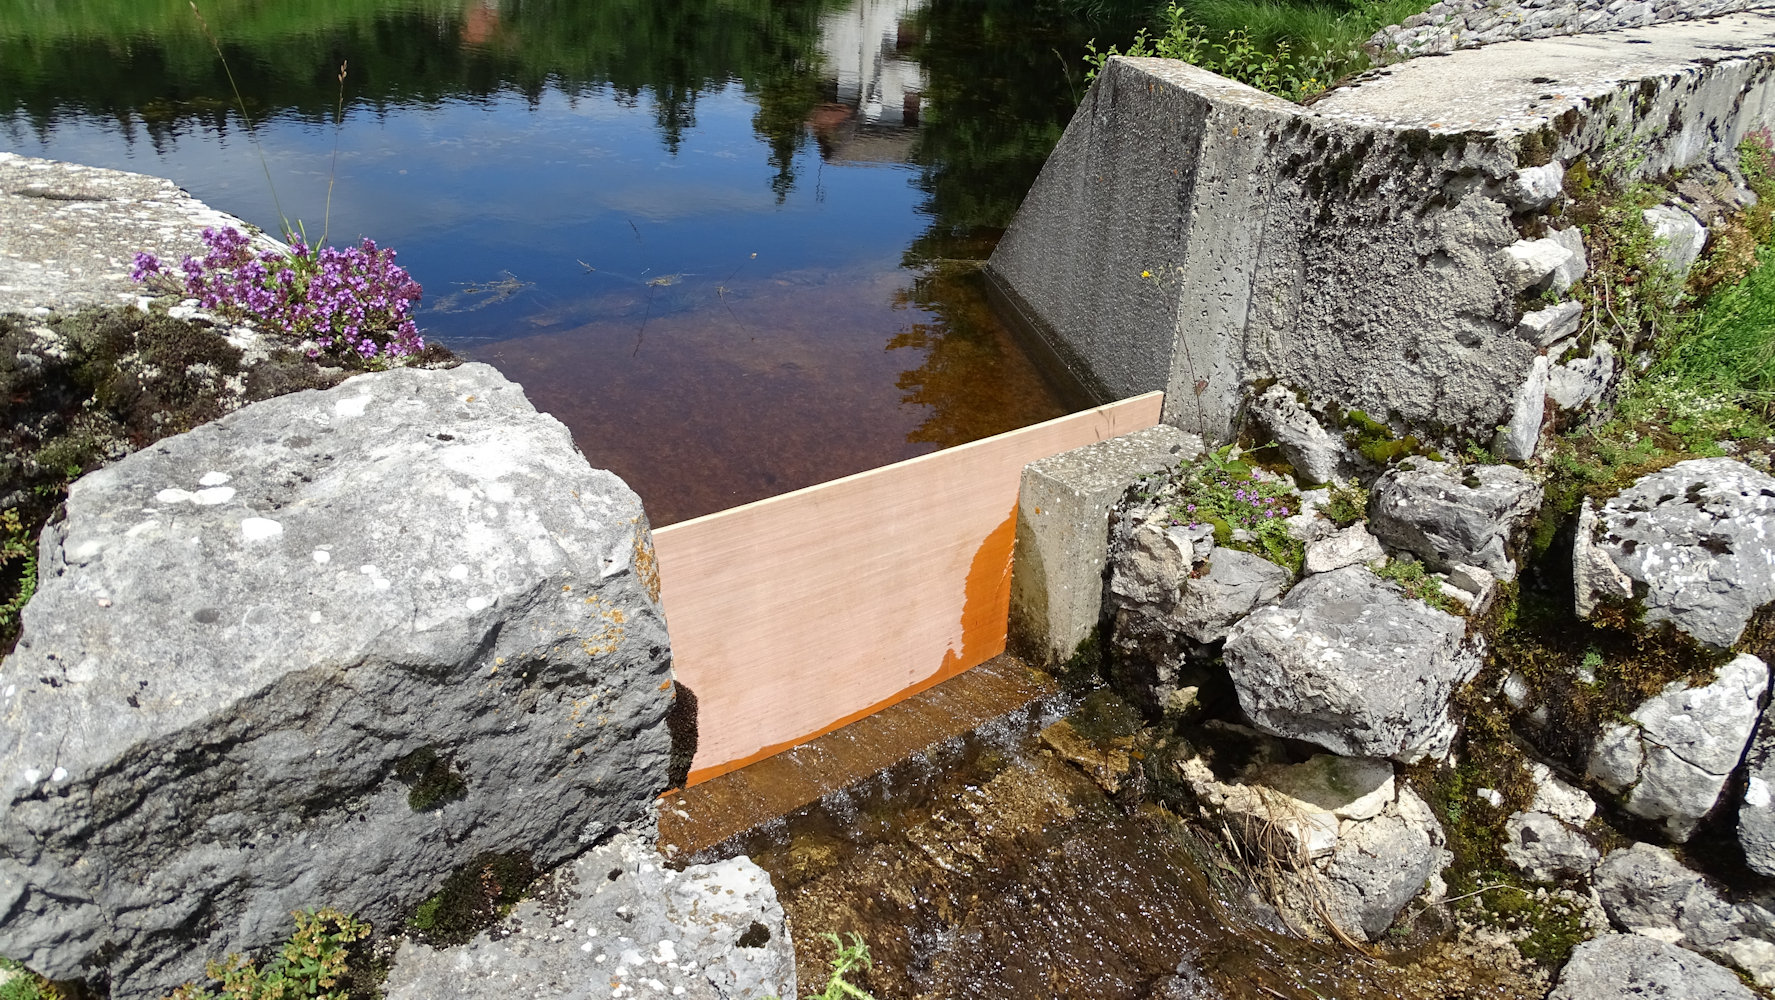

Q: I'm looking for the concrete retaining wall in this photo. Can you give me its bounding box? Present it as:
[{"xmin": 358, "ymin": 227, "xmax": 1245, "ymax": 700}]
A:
[{"xmin": 988, "ymin": 15, "xmax": 1775, "ymax": 448}]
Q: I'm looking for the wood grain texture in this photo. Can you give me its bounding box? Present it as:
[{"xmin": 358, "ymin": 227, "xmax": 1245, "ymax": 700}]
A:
[{"xmin": 651, "ymin": 392, "xmax": 1164, "ymax": 784}]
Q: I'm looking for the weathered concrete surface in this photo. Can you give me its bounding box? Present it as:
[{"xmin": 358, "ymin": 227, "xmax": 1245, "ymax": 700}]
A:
[
  {"xmin": 0, "ymin": 364, "xmax": 674, "ymax": 998},
  {"xmin": 1371, "ymin": 0, "xmax": 1774, "ymax": 62},
  {"xmin": 988, "ymin": 17, "xmax": 1775, "ymax": 445},
  {"xmin": 383, "ymin": 834, "xmax": 794, "ymax": 1000},
  {"xmin": 1011, "ymin": 425, "xmax": 1200, "ymax": 669},
  {"xmin": 0, "ymin": 153, "xmax": 269, "ymax": 315}
]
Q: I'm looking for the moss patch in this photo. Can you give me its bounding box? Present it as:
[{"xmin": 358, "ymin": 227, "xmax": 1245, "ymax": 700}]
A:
[
  {"xmin": 407, "ymin": 852, "xmax": 538, "ymax": 948},
  {"xmin": 393, "ymin": 746, "xmax": 468, "ymax": 813}
]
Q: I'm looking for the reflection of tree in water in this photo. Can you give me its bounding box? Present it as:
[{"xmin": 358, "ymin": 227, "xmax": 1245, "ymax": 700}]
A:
[
  {"xmin": 887, "ymin": 0, "xmax": 1147, "ymax": 447},
  {"xmin": 0, "ymin": 0, "xmax": 839, "ymax": 198}
]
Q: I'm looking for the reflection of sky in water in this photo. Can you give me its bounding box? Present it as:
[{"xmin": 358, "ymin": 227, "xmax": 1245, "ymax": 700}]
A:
[{"xmin": 0, "ymin": 0, "xmax": 1087, "ymax": 521}]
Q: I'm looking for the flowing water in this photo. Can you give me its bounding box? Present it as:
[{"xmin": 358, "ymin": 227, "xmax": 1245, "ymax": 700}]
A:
[{"xmin": 0, "ymin": 0, "xmax": 1116, "ymax": 522}]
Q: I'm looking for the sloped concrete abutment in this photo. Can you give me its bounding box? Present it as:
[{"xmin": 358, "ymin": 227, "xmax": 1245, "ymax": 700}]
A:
[{"xmin": 988, "ymin": 15, "xmax": 1775, "ymax": 447}]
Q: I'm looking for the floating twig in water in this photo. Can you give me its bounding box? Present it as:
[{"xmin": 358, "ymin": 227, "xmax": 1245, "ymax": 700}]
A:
[{"xmin": 627, "ymin": 218, "xmax": 643, "ymax": 243}]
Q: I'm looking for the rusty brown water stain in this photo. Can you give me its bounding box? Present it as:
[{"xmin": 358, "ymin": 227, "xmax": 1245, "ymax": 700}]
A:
[
  {"xmin": 660, "ymin": 654, "xmax": 1054, "ymax": 856},
  {"xmin": 474, "ymin": 266, "xmax": 1070, "ymax": 525}
]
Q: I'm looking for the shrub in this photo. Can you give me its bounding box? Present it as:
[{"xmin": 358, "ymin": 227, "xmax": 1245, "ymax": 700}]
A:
[
  {"xmin": 1158, "ymin": 446, "xmax": 1304, "ymax": 572},
  {"xmin": 163, "ymin": 908, "xmax": 370, "ymax": 1000},
  {"xmin": 132, "ymin": 227, "xmax": 425, "ymax": 366}
]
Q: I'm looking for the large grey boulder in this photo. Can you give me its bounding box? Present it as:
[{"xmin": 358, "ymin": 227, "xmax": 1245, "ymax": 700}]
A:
[
  {"xmin": 1643, "ymin": 204, "xmax": 1708, "ymax": 275},
  {"xmin": 1587, "ymin": 653, "xmax": 1767, "ymax": 842},
  {"xmin": 1368, "ymin": 461, "xmax": 1542, "ymax": 580},
  {"xmin": 1593, "ymin": 843, "xmax": 1775, "ymax": 988},
  {"xmin": 383, "ymin": 834, "xmax": 794, "ymax": 1000},
  {"xmin": 1549, "ymin": 934, "xmax": 1756, "ymax": 1000},
  {"xmin": 1223, "ymin": 565, "xmax": 1483, "ymax": 763},
  {"xmin": 0, "ymin": 364, "xmax": 674, "ymax": 998},
  {"xmin": 1574, "ymin": 458, "xmax": 1775, "ymax": 648},
  {"xmin": 1741, "ymin": 707, "xmax": 1775, "ymax": 877}
]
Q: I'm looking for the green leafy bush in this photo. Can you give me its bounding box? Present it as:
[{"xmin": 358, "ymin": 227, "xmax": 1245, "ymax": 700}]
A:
[
  {"xmin": 1085, "ymin": 0, "xmax": 1428, "ymax": 103},
  {"xmin": 1374, "ymin": 558, "xmax": 1457, "ymax": 614},
  {"xmin": 163, "ymin": 908, "xmax": 370, "ymax": 1000},
  {"xmin": 1158, "ymin": 446, "xmax": 1305, "ymax": 572}
]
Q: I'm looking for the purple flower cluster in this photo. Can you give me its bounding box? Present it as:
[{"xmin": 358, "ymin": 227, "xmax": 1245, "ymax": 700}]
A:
[{"xmin": 132, "ymin": 226, "xmax": 425, "ymax": 362}]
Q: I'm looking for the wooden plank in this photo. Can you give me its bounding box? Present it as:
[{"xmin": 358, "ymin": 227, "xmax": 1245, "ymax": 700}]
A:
[{"xmin": 651, "ymin": 392, "xmax": 1164, "ymax": 784}]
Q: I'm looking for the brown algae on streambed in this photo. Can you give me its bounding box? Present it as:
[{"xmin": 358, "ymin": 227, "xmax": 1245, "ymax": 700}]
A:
[{"xmin": 687, "ymin": 687, "xmax": 1546, "ymax": 1000}]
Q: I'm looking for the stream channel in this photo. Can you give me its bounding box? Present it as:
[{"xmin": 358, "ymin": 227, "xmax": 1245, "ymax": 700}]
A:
[{"xmin": 5, "ymin": 3, "xmax": 1541, "ymax": 996}]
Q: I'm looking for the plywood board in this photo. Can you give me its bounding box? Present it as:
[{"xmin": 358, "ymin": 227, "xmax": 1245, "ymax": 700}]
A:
[{"xmin": 651, "ymin": 392, "xmax": 1164, "ymax": 784}]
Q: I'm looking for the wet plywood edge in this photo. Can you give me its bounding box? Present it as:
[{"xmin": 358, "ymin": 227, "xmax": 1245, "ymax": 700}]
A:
[{"xmin": 658, "ymin": 654, "xmax": 1057, "ymax": 858}]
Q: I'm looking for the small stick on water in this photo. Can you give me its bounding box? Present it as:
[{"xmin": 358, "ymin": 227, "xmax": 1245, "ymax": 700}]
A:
[
  {"xmin": 576, "ymin": 259, "xmax": 595, "ymax": 273},
  {"xmin": 322, "ymin": 60, "xmax": 347, "ymax": 248},
  {"xmin": 634, "ymin": 284, "xmax": 655, "ymax": 357},
  {"xmin": 716, "ymin": 251, "xmax": 757, "ymax": 324},
  {"xmin": 628, "ymin": 219, "xmax": 643, "ymax": 243}
]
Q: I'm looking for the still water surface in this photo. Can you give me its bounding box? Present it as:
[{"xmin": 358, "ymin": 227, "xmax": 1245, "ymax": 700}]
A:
[{"xmin": 1, "ymin": 0, "xmax": 1125, "ymax": 521}]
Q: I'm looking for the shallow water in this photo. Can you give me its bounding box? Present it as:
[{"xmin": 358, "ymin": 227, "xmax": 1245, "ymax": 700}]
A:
[
  {"xmin": 0, "ymin": 0, "xmax": 1121, "ymax": 521},
  {"xmin": 690, "ymin": 684, "xmax": 1549, "ymax": 999}
]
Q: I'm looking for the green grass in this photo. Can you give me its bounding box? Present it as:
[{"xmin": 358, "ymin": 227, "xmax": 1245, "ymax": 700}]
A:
[
  {"xmin": 0, "ymin": 958, "xmax": 50, "ymax": 1000},
  {"xmin": 1087, "ymin": 0, "xmax": 1431, "ymax": 102},
  {"xmin": 1668, "ymin": 245, "xmax": 1775, "ymax": 410}
]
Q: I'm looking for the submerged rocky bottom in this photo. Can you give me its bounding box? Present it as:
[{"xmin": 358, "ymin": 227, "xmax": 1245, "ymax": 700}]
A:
[{"xmin": 692, "ymin": 686, "xmax": 1547, "ymax": 1000}]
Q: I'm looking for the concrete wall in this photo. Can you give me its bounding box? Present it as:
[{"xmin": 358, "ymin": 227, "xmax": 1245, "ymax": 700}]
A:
[{"xmin": 988, "ymin": 16, "xmax": 1775, "ymax": 448}]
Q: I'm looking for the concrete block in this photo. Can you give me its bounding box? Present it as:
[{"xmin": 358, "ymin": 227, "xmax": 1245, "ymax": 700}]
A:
[{"xmin": 1009, "ymin": 424, "xmax": 1202, "ymax": 670}]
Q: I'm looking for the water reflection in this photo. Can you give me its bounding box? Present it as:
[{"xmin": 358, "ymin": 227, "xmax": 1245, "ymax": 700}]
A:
[{"xmin": 0, "ymin": 0, "xmax": 1136, "ymax": 522}]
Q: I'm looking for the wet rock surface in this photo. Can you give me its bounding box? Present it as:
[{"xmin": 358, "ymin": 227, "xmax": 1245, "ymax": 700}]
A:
[
  {"xmin": 1367, "ymin": 461, "xmax": 1542, "ymax": 580},
  {"xmin": 0, "ymin": 364, "xmax": 673, "ymax": 998},
  {"xmin": 1576, "ymin": 458, "xmax": 1775, "ymax": 648},
  {"xmin": 1548, "ymin": 932, "xmax": 1756, "ymax": 1000},
  {"xmin": 383, "ymin": 833, "xmax": 793, "ymax": 1000},
  {"xmin": 1223, "ymin": 565, "xmax": 1483, "ymax": 762}
]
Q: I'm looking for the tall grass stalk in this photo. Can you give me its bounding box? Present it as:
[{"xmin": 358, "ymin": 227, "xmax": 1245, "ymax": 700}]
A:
[
  {"xmin": 322, "ymin": 60, "xmax": 347, "ymax": 248},
  {"xmin": 188, "ymin": 0, "xmax": 292, "ymax": 239}
]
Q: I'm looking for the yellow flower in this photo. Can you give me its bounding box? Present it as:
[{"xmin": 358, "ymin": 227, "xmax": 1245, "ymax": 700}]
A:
[{"xmin": 1140, "ymin": 270, "xmax": 1153, "ymax": 279}]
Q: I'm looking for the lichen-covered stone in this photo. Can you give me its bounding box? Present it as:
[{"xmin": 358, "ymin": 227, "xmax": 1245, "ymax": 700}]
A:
[
  {"xmin": 1593, "ymin": 842, "xmax": 1775, "ymax": 988},
  {"xmin": 1549, "ymin": 933, "xmax": 1756, "ymax": 1000},
  {"xmin": 0, "ymin": 364, "xmax": 674, "ymax": 999},
  {"xmin": 1223, "ymin": 565, "xmax": 1483, "ymax": 762},
  {"xmin": 1587, "ymin": 653, "xmax": 1767, "ymax": 842},
  {"xmin": 1575, "ymin": 458, "xmax": 1775, "ymax": 648},
  {"xmin": 383, "ymin": 834, "xmax": 794, "ymax": 1000},
  {"xmin": 1368, "ymin": 461, "xmax": 1542, "ymax": 580}
]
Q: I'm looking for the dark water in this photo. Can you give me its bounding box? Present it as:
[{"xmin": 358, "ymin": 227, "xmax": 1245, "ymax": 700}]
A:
[{"xmin": 0, "ymin": 0, "xmax": 1123, "ymax": 522}]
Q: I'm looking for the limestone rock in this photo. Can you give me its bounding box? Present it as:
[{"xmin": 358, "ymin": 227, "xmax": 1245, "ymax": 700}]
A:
[
  {"xmin": 1548, "ymin": 341, "xmax": 1618, "ymax": 411},
  {"xmin": 1223, "ymin": 565, "xmax": 1483, "ymax": 762},
  {"xmin": 1587, "ymin": 653, "xmax": 1767, "ymax": 842},
  {"xmin": 1575, "ymin": 458, "xmax": 1775, "ymax": 648},
  {"xmin": 1593, "ymin": 843, "xmax": 1775, "ymax": 988},
  {"xmin": 1249, "ymin": 385, "xmax": 1346, "ymax": 485},
  {"xmin": 383, "ymin": 834, "xmax": 795, "ymax": 1000},
  {"xmin": 1303, "ymin": 522, "xmax": 1386, "ymax": 575},
  {"xmin": 1499, "ymin": 355, "xmax": 1550, "ymax": 461},
  {"xmin": 1549, "ymin": 934, "xmax": 1755, "ymax": 1000},
  {"xmin": 1572, "ymin": 498, "xmax": 1633, "ymax": 612},
  {"xmin": 1368, "ymin": 461, "xmax": 1542, "ymax": 580},
  {"xmin": 0, "ymin": 364, "xmax": 674, "ymax": 998},
  {"xmin": 1503, "ymin": 811, "xmax": 1598, "ymax": 881},
  {"xmin": 1502, "ymin": 162, "xmax": 1566, "ymax": 210},
  {"xmin": 1517, "ymin": 299, "xmax": 1583, "ymax": 347},
  {"xmin": 1316, "ymin": 785, "xmax": 1445, "ymax": 941},
  {"xmin": 1528, "ymin": 762, "xmax": 1596, "ymax": 827},
  {"xmin": 1739, "ymin": 706, "xmax": 1775, "ymax": 878},
  {"xmin": 1643, "ymin": 204, "xmax": 1708, "ymax": 274},
  {"xmin": 1505, "ymin": 230, "xmax": 1586, "ymax": 295},
  {"xmin": 1109, "ymin": 516, "xmax": 1290, "ymax": 645}
]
